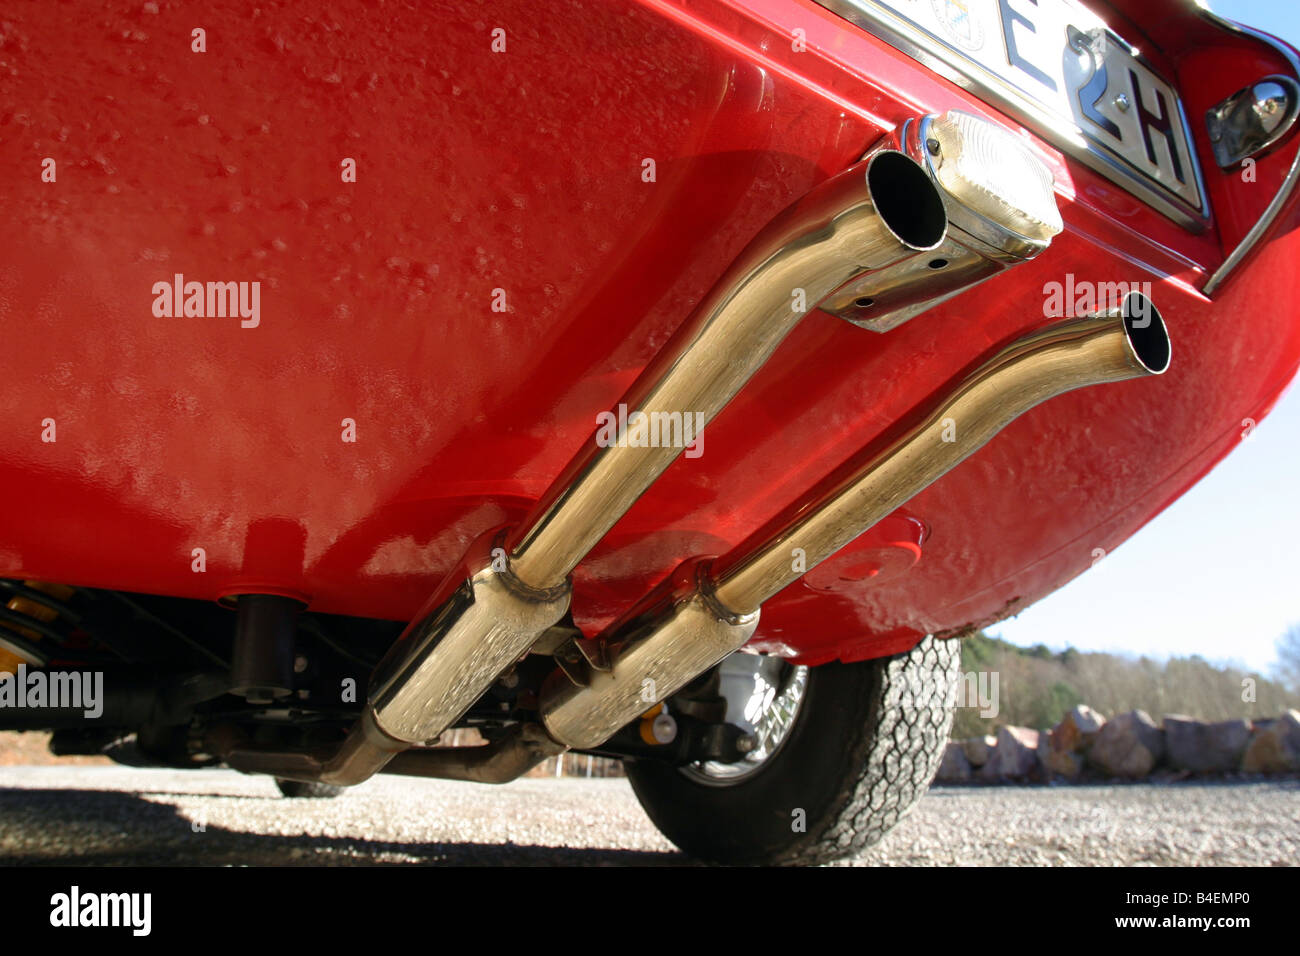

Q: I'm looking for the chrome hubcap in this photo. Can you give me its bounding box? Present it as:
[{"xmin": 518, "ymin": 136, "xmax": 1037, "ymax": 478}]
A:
[{"xmin": 681, "ymin": 653, "xmax": 808, "ymax": 784}]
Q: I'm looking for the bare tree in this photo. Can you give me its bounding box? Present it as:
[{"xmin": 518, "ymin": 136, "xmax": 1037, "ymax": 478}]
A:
[
  {"xmin": 950, "ymin": 631, "xmax": 1300, "ymax": 738},
  {"xmin": 1275, "ymin": 624, "xmax": 1300, "ymax": 694}
]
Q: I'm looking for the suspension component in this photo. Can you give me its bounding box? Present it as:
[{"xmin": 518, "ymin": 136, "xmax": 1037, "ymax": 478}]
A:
[
  {"xmin": 229, "ymin": 594, "xmax": 304, "ymax": 703},
  {"xmin": 0, "ymin": 580, "xmax": 79, "ymax": 674}
]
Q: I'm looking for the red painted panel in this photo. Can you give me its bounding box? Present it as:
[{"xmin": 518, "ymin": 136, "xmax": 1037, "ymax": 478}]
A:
[{"xmin": 1, "ymin": 0, "xmax": 1297, "ymax": 665}]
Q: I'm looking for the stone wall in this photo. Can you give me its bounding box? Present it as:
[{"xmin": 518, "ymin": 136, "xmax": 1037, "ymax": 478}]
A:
[{"xmin": 937, "ymin": 707, "xmax": 1300, "ymax": 783}]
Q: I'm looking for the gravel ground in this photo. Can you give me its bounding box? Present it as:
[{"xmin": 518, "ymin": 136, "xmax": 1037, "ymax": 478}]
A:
[{"xmin": 0, "ymin": 766, "xmax": 1295, "ymax": 866}]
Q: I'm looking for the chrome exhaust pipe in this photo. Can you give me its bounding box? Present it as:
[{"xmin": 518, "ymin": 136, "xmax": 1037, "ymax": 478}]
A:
[
  {"xmin": 221, "ymin": 151, "xmax": 952, "ymax": 784},
  {"xmin": 207, "ymin": 721, "xmax": 563, "ymax": 785},
  {"xmin": 505, "ymin": 150, "xmax": 949, "ymax": 590},
  {"xmin": 541, "ymin": 293, "xmax": 1171, "ymax": 749},
  {"xmin": 824, "ymin": 111, "xmax": 1064, "ymax": 333},
  {"xmin": 383, "ymin": 724, "xmax": 565, "ymax": 784}
]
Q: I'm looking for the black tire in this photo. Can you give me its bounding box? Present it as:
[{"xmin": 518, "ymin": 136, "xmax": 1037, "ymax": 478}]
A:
[
  {"xmin": 275, "ymin": 778, "xmax": 345, "ymax": 799},
  {"xmin": 625, "ymin": 635, "xmax": 960, "ymax": 865}
]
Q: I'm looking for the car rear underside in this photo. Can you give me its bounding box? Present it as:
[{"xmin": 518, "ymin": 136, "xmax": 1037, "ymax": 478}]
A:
[{"xmin": 1, "ymin": 0, "xmax": 1297, "ymax": 863}]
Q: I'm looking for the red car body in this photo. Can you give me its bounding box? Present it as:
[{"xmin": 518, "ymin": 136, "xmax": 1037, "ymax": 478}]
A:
[{"xmin": 2, "ymin": 0, "xmax": 1297, "ymax": 667}]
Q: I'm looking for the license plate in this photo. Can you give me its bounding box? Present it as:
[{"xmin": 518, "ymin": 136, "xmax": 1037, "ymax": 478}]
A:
[{"xmin": 816, "ymin": 0, "xmax": 1207, "ymax": 227}]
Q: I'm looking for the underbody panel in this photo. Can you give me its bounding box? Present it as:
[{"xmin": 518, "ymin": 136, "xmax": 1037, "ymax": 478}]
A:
[{"xmin": 2, "ymin": 0, "xmax": 1298, "ymax": 665}]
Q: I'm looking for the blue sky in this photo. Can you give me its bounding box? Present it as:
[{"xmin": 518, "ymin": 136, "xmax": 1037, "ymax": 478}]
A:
[{"xmin": 991, "ymin": 0, "xmax": 1300, "ymax": 676}]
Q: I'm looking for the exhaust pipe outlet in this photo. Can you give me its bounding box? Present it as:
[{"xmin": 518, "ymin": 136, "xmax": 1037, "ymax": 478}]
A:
[
  {"xmin": 222, "ymin": 150, "xmax": 953, "ymax": 784},
  {"xmin": 824, "ymin": 110, "xmax": 1065, "ymax": 333},
  {"xmin": 541, "ymin": 293, "xmax": 1170, "ymax": 749}
]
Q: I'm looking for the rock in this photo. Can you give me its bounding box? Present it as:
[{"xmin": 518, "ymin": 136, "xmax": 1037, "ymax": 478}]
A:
[
  {"xmin": 991, "ymin": 725, "xmax": 1040, "ymax": 779},
  {"xmin": 1088, "ymin": 709, "xmax": 1165, "ymax": 777},
  {"xmin": 962, "ymin": 735, "xmax": 997, "ymax": 768},
  {"xmin": 935, "ymin": 741, "xmax": 971, "ymax": 782},
  {"xmin": 976, "ymin": 753, "xmax": 1002, "ymax": 782},
  {"xmin": 1037, "ymin": 729, "xmax": 1083, "ymax": 779},
  {"xmin": 1242, "ymin": 710, "xmax": 1300, "ymax": 773},
  {"xmin": 1163, "ymin": 715, "xmax": 1251, "ymax": 772},
  {"xmin": 1070, "ymin": 704, "xmax": 1106, "ymax": 734},
  {"xmin": 1055, "ymin": 705, "xmax": 1106, "ymax": 753},
  {"xmin": 1039, "ymin": 705, "xmax": 1105, "ymax": 778}
]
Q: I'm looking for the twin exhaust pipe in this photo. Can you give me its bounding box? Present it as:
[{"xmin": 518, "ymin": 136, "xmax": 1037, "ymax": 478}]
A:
[
  {"xmin": 214, "ymin": 131, "xmax": 1172, "ymax": 784},
  {"xmin": 541, "ymin": 295, "xmax": 1170, "ymax": 749}
]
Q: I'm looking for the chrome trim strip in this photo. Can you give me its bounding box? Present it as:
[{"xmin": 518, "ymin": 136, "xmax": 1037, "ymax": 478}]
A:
[
  {"xmin": 1197, "ymin": 3, "xmax": 1300, "ymax": 296},
  {"xmin": 810, "ymin": 0, "xmax": 1210, "ymax": 230}
]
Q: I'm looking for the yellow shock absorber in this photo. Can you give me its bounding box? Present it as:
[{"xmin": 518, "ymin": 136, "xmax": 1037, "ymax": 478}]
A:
[
  {"xmin": 0, "ymin": 649, "xmax": 23, "ymax": 676},
  {"xmin": 0, "ymin": 581, "xmax": 76, "ymax": 675}
]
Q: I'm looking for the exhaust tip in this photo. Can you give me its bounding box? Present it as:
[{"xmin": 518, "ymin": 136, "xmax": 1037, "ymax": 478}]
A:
[
  {"xmin": 866, "ymin": 150, "xmax": 948, "ymax": 252},
  {"xmin": 1121, "ymin": 292, "xmax": 1171, "ymax": 375}
]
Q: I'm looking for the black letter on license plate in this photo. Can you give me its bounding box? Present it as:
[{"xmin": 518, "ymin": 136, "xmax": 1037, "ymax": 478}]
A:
[
  {"xmin": 998, "ymin": 0, "xmax": 1056, "ymax": 91},
  {"xmin": 1128, "ymin": 70, "xmax": 1186, "ymax": 184},
  {"xmin": 1068, "ymin": 26, "xmax": 1120, "ymax": 140}
]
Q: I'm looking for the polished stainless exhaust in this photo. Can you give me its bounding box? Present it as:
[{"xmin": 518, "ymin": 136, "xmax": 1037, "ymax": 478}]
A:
[
  {"xmin": 541, "ymin": 294, "xmax": 1171, "ymax": 750},
  {"xmin": 219, "ymin": 150, "xmax": 953, "ymax": 785},
  {"xmin": 504, "ymin": 150, "xmax": 949, "ymax": 590},
  {"xmin": 207, "ymin": 721, "xmax": 563, "ymax": 785},
  {"xmin": 383, "ymin": 724, "xmax": 565, "ymax": 784},
  {"xmin": 825, "ymin": 110, "xmax": 1064, "ymax": 333}
]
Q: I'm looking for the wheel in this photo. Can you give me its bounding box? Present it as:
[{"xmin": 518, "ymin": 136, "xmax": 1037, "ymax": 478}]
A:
[
  {"xmin": 625, "ymin": 635, "xmax": 960, "ymax": 865},
  {"xmin": 275, "ymin": 778, "xmax": 345, "ymax": 799}
]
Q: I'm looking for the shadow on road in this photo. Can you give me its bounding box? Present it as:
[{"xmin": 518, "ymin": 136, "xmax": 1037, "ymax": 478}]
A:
[{"xmin": 0, "ymin": 788, "xmax": 687, "ymax": 866}]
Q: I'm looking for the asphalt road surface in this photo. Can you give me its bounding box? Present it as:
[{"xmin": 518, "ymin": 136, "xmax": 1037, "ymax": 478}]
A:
[{"xmin": 0, "ymin": 767, "xmax": 1295, "ymax": 866}]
